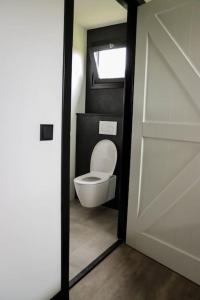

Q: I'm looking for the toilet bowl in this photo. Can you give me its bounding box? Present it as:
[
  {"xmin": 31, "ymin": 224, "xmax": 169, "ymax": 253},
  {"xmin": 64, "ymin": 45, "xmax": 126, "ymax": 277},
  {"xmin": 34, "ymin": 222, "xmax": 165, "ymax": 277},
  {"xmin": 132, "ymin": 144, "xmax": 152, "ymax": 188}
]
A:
[{"xmin": 74, "ymin": 140, "xmax": 117, "ymax": 208}]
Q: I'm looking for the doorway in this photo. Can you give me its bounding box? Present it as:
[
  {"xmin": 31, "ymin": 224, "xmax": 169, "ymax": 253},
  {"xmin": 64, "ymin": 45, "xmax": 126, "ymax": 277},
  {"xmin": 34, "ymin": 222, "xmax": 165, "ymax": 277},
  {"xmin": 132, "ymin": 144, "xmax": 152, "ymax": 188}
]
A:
[
  {"xmin": 58, "ymin": 0, "xmax": 141, "ymax": 298},
  {"xmin": 69, "ymin": 2, "xmax": 127, "ymax": 282}
]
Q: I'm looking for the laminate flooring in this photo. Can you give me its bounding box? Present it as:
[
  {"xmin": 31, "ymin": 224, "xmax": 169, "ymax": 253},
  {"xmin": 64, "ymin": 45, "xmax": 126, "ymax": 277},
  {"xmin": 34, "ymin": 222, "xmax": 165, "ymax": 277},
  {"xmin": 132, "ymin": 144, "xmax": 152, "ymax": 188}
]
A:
[
  {"xmin": 69, "ymin": 200, "xmax": 118, "ymax": 280},
  {"xmin": 70, "ymin": 244, "xmax": 200, "ymax": 300}
]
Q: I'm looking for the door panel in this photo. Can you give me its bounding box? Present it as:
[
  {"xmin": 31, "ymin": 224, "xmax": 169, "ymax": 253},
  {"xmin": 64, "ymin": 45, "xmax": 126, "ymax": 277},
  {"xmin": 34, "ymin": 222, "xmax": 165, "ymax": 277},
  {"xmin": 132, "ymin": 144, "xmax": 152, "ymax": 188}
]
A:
[{"xmin": 127, "ymin": 0, "xmax": 200, "ymax": 284}]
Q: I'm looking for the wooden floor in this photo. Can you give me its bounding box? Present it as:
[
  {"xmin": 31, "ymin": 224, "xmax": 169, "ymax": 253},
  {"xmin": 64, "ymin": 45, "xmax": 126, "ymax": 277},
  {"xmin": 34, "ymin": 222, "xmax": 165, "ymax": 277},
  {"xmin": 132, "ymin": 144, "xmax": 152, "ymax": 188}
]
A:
[
  {"xmin": 70, "ymin": 200, "xmax": 118, "ymax": 280},
  {"xmin": 70, "ymin": 244, "xmax": 200, "ymax": 300}
]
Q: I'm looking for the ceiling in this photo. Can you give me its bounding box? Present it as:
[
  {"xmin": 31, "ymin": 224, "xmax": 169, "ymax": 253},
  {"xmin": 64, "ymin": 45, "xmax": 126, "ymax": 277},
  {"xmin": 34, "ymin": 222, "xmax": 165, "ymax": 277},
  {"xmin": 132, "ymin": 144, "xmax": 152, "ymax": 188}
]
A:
[{"xmin": 74, "ymin": 0, "xmax": 127, "ymax": 29}]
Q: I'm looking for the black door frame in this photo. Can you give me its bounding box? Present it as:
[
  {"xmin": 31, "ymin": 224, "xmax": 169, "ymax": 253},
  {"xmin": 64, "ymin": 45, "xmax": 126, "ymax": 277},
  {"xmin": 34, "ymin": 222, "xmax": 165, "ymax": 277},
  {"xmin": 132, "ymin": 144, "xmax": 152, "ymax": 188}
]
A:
[
  {"xmin": 52, "ymin": 0, "xmax": 144, "ymax": 299},
  {"xmin": 117, "ymin": 0, "xmax": 141, "ymax": 240}
]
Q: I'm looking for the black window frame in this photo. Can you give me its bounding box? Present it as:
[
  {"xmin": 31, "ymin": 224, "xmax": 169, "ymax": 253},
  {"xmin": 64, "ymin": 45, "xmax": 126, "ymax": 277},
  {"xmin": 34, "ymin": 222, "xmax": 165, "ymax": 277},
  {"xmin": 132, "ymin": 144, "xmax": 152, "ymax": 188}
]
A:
[{"xmin": 89, "ymin": 41, "xmax": 126, "ymax": 89}]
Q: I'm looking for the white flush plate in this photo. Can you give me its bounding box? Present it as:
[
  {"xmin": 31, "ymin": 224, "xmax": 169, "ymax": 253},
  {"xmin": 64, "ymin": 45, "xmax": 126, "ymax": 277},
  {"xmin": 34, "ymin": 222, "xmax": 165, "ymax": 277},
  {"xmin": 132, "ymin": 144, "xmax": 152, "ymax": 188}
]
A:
[{"xmin": 99, "ymin": 121, "xmax": 117, "ymax": 135}]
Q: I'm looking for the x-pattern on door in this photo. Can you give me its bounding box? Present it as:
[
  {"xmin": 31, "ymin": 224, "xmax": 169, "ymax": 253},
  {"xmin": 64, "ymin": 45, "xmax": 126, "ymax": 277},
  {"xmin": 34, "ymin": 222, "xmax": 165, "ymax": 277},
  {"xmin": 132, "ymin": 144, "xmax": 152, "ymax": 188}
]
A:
[{"xmin": 127, "ymin": 0, "xmax": 200, "ymax": 285}]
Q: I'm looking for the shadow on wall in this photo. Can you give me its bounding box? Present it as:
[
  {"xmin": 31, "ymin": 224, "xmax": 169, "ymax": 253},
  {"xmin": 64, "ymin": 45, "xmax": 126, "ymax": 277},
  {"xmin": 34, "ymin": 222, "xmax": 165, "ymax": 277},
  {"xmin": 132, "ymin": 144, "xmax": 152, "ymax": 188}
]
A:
[{"xmin": 70, "ymin": 22, "xmax": 87, "ymax": 201}]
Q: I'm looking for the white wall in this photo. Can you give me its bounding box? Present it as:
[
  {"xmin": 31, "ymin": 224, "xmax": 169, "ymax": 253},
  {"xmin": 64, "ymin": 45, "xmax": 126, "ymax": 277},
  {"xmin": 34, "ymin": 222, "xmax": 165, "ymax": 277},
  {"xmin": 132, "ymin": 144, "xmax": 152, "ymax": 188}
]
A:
[
  {"xmin": 0, "ymin": 1, "xmax": 64, "ymax": 299},
  {"xmin": 70, "ymin": 22, "xmax": 86, "ymax": 200}
]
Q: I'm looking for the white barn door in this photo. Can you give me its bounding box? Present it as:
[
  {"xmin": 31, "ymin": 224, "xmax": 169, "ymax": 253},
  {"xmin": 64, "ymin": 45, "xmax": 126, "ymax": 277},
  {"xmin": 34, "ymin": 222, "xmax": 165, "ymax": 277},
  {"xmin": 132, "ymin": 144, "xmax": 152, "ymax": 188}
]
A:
[{"xmin": 127, "ymin": 0, "xmax": 200, "ymax": 284}]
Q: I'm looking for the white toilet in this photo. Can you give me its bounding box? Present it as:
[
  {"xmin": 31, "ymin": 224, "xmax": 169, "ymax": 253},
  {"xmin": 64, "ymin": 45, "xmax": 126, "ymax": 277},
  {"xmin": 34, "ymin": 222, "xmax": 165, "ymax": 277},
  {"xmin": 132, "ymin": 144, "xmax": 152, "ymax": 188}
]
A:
[{"xmin": 74, "ymin": 139, "xmax": 117, "ymax": 208}]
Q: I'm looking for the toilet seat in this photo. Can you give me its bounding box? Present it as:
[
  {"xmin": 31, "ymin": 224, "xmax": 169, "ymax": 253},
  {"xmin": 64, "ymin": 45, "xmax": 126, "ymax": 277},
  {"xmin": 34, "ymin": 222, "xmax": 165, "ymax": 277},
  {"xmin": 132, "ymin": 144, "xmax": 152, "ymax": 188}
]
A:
[{"xmin": 74, "ymin": 171, "xmax": 110, "ymax": 185}]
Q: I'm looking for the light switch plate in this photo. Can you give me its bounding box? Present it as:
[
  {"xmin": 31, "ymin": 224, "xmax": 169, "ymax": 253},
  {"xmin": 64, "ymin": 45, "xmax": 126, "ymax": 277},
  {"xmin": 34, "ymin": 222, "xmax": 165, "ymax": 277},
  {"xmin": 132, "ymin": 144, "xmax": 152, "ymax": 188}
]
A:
[
  {"xmin": 99, "ymin": 121, "xmax": 117, "ymax": 136},
  {"xmin": 40, "ymin": 124, "xmax": 54, "ymax": 141}
]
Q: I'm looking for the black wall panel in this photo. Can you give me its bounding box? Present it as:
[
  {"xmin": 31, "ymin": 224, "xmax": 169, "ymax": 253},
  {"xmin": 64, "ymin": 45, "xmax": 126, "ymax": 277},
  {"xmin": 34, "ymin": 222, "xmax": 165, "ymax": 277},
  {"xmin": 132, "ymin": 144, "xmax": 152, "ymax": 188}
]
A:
[
  {"xmin": 76, "ymin": 114, "xmax": 123, "ymax": 209},
  {"xmin": 75, "ymin": 23, "xmax": 127, "ymax": 210},
  {"xmin": 87, "ymin": 23, "xmax": 127, "ymax": 45},
  {"xmin": 86, "ymin": 89, "xmax": 124, "ymax": 115}
]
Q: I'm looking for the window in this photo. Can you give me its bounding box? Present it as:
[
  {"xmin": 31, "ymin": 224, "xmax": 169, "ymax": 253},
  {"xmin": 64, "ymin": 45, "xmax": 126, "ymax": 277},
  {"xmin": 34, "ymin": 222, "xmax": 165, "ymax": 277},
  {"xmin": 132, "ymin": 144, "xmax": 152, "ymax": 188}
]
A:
[
  {"xmin": 94, "ymin": 47, "xmax": 126, "ymax": 79},
  {"xmin": 89, "ymin": 44, "xmax": 127, "ymax": 89}
]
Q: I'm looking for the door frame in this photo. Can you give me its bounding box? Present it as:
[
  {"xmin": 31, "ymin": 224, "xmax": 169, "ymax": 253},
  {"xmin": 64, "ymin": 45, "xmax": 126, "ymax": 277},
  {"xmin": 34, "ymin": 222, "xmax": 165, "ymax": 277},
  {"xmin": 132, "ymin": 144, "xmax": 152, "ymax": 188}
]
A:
[{"xmin": 52, "ymin": 0, "xmax": 144, "ymax": 298}]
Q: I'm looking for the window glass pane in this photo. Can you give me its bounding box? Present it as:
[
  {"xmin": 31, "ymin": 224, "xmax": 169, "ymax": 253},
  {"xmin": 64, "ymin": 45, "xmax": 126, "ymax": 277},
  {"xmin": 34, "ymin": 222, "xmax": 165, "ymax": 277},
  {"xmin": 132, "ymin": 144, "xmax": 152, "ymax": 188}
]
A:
[{"xmin": 94, "ymin": 47, "xmax": 126, "ymax": 79}]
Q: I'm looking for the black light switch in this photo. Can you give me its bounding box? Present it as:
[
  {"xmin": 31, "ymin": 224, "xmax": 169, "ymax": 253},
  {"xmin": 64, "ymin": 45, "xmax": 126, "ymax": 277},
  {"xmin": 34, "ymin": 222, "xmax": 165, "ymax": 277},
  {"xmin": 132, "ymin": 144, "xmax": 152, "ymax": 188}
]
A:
[{"xmin": 40, "ymin": 124, "xmax": 54, "ymax": 141}]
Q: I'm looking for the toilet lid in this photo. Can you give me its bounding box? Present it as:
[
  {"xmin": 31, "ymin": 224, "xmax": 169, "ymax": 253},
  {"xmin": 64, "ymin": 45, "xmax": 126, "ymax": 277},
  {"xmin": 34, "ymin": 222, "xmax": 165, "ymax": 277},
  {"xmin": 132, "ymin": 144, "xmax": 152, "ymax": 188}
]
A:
[{"xmin": 90, "ymin": 140, "xmax": 117, "ymax": 175}]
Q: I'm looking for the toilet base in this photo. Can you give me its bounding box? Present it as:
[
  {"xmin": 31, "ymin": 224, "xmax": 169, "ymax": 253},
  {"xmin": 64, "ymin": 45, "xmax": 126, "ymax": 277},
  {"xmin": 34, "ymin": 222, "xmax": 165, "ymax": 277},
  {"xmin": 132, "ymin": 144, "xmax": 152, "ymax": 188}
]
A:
[{"xmin": 75, "ymin": 175, "xmax": 116, "ymax": 208}]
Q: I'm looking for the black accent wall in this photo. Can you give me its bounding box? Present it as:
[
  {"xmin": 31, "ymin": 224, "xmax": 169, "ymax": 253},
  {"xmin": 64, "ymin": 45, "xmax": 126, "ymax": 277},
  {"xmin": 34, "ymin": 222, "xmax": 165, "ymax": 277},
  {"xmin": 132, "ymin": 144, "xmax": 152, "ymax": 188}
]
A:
[
  {"xmin": 86, "ymin": 23, "xmax": 127, "ymax": 115},
  {"xmin": 76, "ymin": 114, "xmax": 123, "ymax": 209},
  {"xmin": 75, "ymin": 23, "xmax": 127, "ymax": 210}
]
